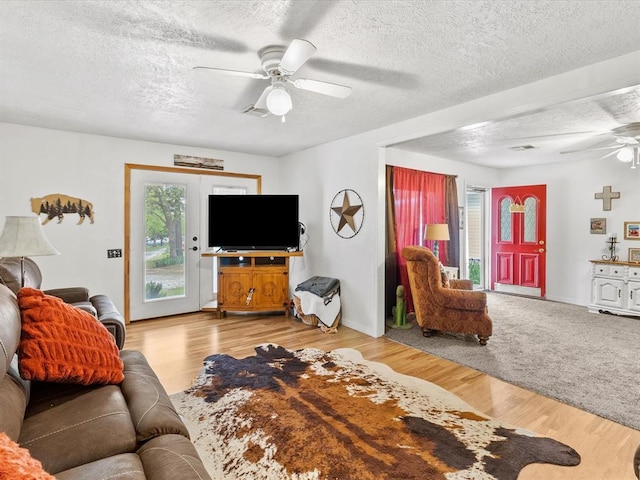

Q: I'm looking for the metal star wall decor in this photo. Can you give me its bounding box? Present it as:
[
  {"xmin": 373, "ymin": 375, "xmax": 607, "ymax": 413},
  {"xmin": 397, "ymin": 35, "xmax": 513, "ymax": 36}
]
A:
[{"xmin": 330, "ymin": 189, "xmax": 364, "ymax": 238}]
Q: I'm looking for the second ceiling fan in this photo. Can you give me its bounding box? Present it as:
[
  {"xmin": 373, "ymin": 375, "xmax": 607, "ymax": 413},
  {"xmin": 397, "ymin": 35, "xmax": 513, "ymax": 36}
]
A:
[
  {"xmin": 194, "ymin": 38, "xmax": 352, "ymax": 120},
  {"xmin": 560, "ymin": 122, "xmax": 640, "ymax": 167}
]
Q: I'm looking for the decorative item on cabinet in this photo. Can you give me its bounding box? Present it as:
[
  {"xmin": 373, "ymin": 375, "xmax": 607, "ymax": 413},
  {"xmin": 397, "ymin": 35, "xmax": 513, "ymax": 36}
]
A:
[
  {"xmin": 602, "ymin": 232, "xmax": 619, "ymax": 262},
  {"xmin": 629, "ymin": 248, "xmax": 640, "ymax": 263}
]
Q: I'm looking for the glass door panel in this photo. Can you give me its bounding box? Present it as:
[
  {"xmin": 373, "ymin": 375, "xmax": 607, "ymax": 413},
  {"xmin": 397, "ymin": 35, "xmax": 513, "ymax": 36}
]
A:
[{"xmin": 144, "ymin": 182, "xmax": 187, "ymax": 301}]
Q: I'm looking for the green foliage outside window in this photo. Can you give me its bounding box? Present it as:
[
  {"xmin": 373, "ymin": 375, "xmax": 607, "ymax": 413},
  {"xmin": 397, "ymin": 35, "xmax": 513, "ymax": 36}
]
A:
[
  {"xmin": 468, "ymin": 258, "xmax": 481, "ymax": 285},
  {"xmin": 145, "ymin": 281, "xmax": 165, "ymax": 299}
]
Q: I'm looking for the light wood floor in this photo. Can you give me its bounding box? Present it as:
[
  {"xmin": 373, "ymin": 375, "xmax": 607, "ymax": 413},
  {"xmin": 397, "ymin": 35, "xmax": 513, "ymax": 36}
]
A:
[{"xmin": 124, "ymin": 312, "xmax": 640, "ymax": 480}]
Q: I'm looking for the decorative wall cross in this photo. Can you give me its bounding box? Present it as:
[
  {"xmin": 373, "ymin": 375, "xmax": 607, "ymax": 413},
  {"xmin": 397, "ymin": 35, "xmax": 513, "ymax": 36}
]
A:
[{"xmin": 594, "ymin": 185, "xmax": 620, "ymax": 211}]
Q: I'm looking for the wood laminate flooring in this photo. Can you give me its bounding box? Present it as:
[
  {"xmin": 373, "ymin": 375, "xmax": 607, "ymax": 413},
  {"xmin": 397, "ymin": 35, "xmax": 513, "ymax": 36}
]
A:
[{"xmin": 124, "ymin": 312, "xmax": 640, "ymax": 480}]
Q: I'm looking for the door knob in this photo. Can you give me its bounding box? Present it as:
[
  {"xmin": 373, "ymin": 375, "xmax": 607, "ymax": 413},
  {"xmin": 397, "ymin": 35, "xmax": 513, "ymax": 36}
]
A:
[
  {"xmin": 539, "ymin": 240, "xmax": 545, "ymax": 245},
  {"xmin": 539, "ymin": 248, "xmax": 545, "ymax": 253},
  {"xmin": 192, "ymin": 246, "xmax": 198, "ymax": 251}
]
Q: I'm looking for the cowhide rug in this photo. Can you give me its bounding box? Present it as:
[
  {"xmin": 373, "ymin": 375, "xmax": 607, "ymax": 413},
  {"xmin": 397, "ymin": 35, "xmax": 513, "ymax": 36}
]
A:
[{"xmin": 171, "ymin": 344, "xmax": 580, "ymax": 480}]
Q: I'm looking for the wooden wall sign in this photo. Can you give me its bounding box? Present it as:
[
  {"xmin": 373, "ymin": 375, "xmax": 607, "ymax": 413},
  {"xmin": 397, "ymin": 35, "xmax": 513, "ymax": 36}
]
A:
[{"xmin": 30, "ymin": 194, "xmax": 95, "ymax": 224}]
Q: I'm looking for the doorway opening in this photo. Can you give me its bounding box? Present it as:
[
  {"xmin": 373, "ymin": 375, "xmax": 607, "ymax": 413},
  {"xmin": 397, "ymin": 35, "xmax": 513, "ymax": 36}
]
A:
[{"xmin": 465, "ymin": 187, "xmax": 488, "ymax": 290}]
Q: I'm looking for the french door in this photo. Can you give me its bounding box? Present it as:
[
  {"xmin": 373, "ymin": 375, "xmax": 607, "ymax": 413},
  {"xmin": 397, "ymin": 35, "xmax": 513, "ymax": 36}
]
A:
[
  {"xmin": 126, "ymin": 165, "xmax": 260, "ymax": 322},
  {"xmin": 490, "ymin": 184, "xmax": 547, "ymax": 297}
]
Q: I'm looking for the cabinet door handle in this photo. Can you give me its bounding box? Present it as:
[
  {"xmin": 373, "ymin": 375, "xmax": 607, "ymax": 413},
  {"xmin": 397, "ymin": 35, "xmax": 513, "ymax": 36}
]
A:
[
  {"xmin": 618, "ymin": 289, "xmax": 621, "ymax": 298},
  {"xmin": 246, "ymin": 287, "xmax": 255, "ymax": 305}
]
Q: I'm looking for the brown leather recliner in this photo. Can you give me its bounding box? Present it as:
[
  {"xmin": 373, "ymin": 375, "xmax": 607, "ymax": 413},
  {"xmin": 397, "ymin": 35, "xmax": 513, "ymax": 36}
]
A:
[
  {"xmin": 0, "ymin": 284, "xmax": 211, "ymax": 479},
  {"xmin": 0, "ymin": 257, "xmax": 126, "ymax": 348},
  {"xmin": 401, "ymin": 245, "xmax": 492, "ymax": 345}
]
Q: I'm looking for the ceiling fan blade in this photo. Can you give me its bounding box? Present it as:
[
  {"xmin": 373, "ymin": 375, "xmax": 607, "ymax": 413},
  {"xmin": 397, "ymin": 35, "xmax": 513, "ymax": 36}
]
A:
[
  {"xmin": 254, "ymin": 86, "xmax": 273, "ymax": 110},
  {"xmin": 601, "ymin": 147, "xmax": 624, "ymax": 160},
  {"xmin": 502, "ymin": 131, "xmax": 596, "ymax": 142},
  {"xmin": 278, "ymin": 39, "xmax": 316, "ymax": 75},
  {"xmin": 560, "ymin": 144, "xmax": 622, "ymax": 155},
  {"xmin": 289, "ymin": 78, "xmax": 352, "ymax": 99},
  {"xmin": 617, "ymin": 136, "xmax": 640, "ymax": 145},
  {"xmin": 193, "ymin": 66, "xmax": 269, "ymax": 80}
]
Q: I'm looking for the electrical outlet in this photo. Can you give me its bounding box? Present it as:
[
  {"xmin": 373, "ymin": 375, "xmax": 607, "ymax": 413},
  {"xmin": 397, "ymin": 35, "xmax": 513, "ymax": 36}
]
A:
[{"xmin": 107, "ymin": 249, "xmax": 122, "ymax": 258}]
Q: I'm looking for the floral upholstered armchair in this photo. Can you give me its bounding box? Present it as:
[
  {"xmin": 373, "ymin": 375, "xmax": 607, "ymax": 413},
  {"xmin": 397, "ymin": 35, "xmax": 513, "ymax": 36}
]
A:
[{"xmin": 401, "ymin": 246, "xmax": 492, "ymax": 345}]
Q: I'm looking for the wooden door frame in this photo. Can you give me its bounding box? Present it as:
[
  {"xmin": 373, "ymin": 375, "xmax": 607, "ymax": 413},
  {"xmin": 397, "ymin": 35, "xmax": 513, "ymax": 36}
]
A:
[{"xmin": 124, "ymin": 163, "xmax": 262, "ymax": 323}]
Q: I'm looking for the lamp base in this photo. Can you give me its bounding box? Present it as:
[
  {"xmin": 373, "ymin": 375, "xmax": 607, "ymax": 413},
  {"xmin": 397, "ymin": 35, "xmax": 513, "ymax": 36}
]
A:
[{"xmin": 433, "ymin": 241, "xmax": 440, "ymax": 260}]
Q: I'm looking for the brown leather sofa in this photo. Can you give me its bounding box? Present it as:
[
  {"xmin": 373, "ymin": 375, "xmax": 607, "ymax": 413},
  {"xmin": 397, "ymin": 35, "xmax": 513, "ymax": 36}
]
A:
[
  {"xmin": 0, "ymin": 284, "xmax": 212, "ymax": 479},
  {"xmin": 401, "ymin": 245, "xmax": 492, "ymax": 345},
  {"xmin": 0, "ymin": 257, "xmax": 126, "ymax": 349}
]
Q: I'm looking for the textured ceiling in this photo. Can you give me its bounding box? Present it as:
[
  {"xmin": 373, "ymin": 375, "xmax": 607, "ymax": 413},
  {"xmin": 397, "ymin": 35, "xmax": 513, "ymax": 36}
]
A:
[
  {"xmin": 392, "ymin": 85, "xmax": 640, "ymax": 168},
  {"xmin": 1, "ymin": 0, "xmax": 640, "ymax": 161}
]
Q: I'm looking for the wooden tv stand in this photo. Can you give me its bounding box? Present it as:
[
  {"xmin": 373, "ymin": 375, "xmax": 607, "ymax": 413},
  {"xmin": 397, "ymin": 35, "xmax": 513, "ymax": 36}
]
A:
[{"xmin": 201, "ymin": 250, "xmax": 303, "ymax": 318}]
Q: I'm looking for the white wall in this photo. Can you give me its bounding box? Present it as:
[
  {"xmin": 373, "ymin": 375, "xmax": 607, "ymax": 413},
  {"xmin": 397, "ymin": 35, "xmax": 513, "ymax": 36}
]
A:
[
  {"xmin": 279, "ymin": 135, "xmax": 380, "ymax": 336},
  {"xmin": 281, "ymin": 50, "xmax": 640, "ymax": 337},
  {"xmin": 0, "ymin": 123, "xmax": 281, "ymax": 313}
]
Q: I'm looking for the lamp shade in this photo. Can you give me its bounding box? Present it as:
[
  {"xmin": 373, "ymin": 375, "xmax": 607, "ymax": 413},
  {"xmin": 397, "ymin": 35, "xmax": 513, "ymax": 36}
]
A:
[
  {"xmin": 0, "ymin": 216, "xmax": 60, "ymax": 257},
  {"xmin": 424, "ymin": 223, "xmax": 450, "ymax": 241}
]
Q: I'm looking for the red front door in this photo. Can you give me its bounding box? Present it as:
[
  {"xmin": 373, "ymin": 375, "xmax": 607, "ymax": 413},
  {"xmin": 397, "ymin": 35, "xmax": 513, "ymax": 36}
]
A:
[{"xmin": 491, "ymin": 184, "xmax": 546, "ymax": 297}]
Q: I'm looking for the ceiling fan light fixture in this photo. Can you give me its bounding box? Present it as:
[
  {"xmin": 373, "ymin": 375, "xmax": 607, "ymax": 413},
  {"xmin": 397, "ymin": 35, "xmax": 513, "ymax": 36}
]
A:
[
  {"xmin": 266, "ymin": 85, "xmax": 292, "ymax": 116},
  {"xmin": 617, "ymin": 148, "xmax": 633, "ymax": 162}
]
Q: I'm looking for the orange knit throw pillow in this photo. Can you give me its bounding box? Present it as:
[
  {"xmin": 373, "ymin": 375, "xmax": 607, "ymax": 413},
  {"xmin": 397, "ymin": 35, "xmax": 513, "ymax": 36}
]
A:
[
  {"xmin": 17, "ymin": 288, "xmax": 124, "ymax": 385},
  {"xmin": 0, "ymin": 432, "xmax": 55, "ymax": 480}
]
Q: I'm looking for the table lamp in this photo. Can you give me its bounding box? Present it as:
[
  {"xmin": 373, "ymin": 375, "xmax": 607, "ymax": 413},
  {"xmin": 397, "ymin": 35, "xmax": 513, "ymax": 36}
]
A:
[
  {"xmin": 424, "ymin": 223, "xmax": 450, "ymax": 260},
  {"xmin": 0, "ymin": 216, "xmax": 60, "ymax": 288}
]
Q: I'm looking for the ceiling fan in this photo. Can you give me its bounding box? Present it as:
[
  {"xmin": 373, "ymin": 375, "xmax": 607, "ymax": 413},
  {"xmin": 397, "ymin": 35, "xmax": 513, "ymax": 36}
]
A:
[
  {"xmin": 194, "ymin": 38, "xmax": 352, "ymax": 120},
  {"xmin": 560, "ymin": 122, "xmax": 640, "ymax": 168}
]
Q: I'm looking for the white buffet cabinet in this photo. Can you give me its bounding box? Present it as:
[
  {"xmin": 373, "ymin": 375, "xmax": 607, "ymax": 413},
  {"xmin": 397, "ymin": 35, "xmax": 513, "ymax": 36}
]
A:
[{"xmin": 589, "ymin": 260, "xmax": 640, "ymax": 316}]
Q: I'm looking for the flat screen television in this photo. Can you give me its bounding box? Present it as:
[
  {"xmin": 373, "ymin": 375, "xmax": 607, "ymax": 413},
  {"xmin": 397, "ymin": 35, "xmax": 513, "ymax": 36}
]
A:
[{"xmin": 208, "ymin": 194, "xmax": 299, "ymax": 251}]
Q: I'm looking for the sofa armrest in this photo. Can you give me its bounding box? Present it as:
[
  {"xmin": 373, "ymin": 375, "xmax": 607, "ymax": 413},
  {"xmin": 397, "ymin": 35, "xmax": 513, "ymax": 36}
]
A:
[
  {"xmin": 120, "ymin": 350, "xmax": 190, "ymax": 444},
  {"xmin": 44, "ymin": 287, "xmax": 90, "ymax": 304},
  {"xmin": 137, "ymin": 434, "xmax": 212, "ymax": 480},
  {"xmin": 90, "ymin": 294, "xmax": 126, "ymax": 349}
]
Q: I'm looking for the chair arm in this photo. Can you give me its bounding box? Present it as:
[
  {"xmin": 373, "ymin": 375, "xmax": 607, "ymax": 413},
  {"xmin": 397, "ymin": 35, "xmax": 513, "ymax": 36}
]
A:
[
  {"xmin": 449, "ymin": 279, "xmax": 473, "ymax": 290},
  {"xmin": 90, "ymin": 294, "xmax": 126, "ymax": 349},
  {"xmin": 432, "ymin": 288, "xmax": 488, "ymax": 312},
  {"xmin": 44, "ymin": 287, "xmax": 90, "ymax": 304}
]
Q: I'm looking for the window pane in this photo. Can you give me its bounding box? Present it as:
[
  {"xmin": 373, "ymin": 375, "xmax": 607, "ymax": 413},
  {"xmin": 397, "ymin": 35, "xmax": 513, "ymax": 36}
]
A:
[
  {"xmin": 144, "ymin": 183, "xmax": 186, "ymax": 301},
  {"xmin": 523, "ymin": 197, "xmax": 537, "ymax": 243},
  {"xmin": 500, "ymin": 198, "xmax": 512, "ymax": 242}
]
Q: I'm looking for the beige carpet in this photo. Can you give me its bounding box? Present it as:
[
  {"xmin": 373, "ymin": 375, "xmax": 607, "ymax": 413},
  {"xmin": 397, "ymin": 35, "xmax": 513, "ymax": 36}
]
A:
[
  {"xmin": 171, "ymin": 344, "xmax": 580, "ymax": 479},
  {"xmin": 385, "ymin": 292, "xmax": 640, "ymax": 430}
]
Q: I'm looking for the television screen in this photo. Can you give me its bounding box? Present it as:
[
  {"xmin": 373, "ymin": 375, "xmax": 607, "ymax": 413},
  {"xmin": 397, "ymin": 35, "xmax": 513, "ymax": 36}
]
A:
[{"xmin": 208, "ymin": 194, "xmax": 299, "ymax": 251}]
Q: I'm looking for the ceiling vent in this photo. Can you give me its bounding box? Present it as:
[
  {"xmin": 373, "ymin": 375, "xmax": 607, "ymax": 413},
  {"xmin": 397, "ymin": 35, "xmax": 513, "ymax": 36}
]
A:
[{"xmin": 508, "ymin": 144, "xmax": 537, "ymax": 151}]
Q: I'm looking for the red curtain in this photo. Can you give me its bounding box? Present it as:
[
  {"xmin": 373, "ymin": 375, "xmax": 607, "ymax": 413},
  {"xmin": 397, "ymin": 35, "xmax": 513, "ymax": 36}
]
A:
[{"xmin": 393, "ymin": 167, "xmax": 446, "ymax": 311}]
